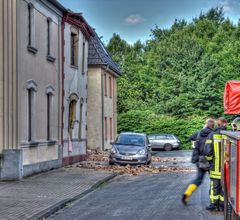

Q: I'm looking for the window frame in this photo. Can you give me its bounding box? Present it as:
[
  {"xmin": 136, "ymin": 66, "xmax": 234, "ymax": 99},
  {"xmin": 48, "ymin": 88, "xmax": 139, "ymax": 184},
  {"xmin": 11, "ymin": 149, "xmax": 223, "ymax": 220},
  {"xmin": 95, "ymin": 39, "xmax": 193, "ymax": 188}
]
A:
[
  {"xmin": 78, "ymin": 98, "xmax": 84, "ymax": 140},
  {"xmin": 110, "ymin": 117, "xmax": 113, "ymax": 140},
  {"xmin": 26, "ymin": 80, "xmax": 37, "ymax": 142},
  {"xmin": 104, "ymin": 117, "xmax": 108, "ymax": 140},
  {"xmin": 70, "ymin": 31, "xmax": 79, "ymax": 67},
  {"xmin": 104, "ymin": 74, "xmax": 107, "ymax": 96},
  {"xmin": 46, "ymin": 17, "xmax": 55, "ymax": 62},
  {"xmin": 82, "ymin": 40, "xmax": 85, "ymax": 74},
  {"xmin": 27, "ymin": 3, "xmax": 38, "ymax": 54},
  {"xmin": 109, "ymin": 76, "xmax": 112, "ymax": 98},
  {"xmin": 28, "ymin": 89, "xmax": 33, "ymax": 142},
  {"xmin": 46, "ymin": 93, "xmax": 51, "ymax": 140},
  {"xmin": 46, "ymin": 85, "xmax": 55, "ymax": 141}
]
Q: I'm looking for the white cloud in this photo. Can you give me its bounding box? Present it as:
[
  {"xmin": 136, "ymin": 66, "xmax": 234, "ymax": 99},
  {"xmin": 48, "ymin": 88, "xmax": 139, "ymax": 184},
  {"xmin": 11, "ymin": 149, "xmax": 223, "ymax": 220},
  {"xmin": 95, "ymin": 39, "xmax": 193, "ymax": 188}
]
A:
[
  {"xmin": 220, "ymin": 0, "xmax": 232, "ymax": 12},
  {"xmin": 125, "ymin": 14, "xmax": 146, "ymax": 25}
]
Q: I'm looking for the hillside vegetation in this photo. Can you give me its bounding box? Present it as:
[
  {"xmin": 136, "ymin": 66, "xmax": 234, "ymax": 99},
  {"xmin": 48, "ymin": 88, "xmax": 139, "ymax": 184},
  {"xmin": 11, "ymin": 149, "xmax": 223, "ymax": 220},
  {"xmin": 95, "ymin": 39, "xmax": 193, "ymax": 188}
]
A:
[{"xmin": 107, "ymin": 8, "xmax": 240, "ymax": 148}]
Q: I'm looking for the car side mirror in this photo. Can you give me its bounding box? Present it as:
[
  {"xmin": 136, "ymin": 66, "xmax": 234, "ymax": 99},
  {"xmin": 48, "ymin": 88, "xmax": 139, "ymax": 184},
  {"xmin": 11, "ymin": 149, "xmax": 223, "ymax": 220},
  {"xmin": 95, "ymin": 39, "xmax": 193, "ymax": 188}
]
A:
[{"xmin": 148, "ymin": 144, "xmax": 152, "ymax": 148}]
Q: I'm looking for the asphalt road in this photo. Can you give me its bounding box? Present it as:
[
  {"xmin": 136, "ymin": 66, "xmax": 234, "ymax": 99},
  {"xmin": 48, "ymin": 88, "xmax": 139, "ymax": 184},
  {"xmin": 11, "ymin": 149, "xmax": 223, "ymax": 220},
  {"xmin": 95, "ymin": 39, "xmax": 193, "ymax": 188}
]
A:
[
  {"xmin": 152, "ymin": 149, "xmax": 193, "ymax": 158},
  {"xmin": 49, "ymin": 150, "xmax": 224, "ymax": 220}
]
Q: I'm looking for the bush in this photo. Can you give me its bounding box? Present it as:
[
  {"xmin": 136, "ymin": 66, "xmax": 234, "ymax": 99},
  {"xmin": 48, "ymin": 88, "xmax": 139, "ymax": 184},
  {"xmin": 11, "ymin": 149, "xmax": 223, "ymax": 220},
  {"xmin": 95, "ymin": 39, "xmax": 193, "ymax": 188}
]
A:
[{"xmin": 118, "ymin": 110, "xmax": 207, "ymax": 149}]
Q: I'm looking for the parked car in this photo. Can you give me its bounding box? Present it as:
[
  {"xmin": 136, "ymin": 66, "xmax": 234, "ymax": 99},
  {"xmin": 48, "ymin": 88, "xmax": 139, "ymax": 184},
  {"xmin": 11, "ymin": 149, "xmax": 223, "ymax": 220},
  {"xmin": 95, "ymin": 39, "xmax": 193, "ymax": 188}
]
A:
[
  {"xmin": 148, "ymin": 134, "xmax": 181, "ymax": 151},
  {"xmin": 109, "ymin": 132, "xmax": 152, "ymax": 165}
]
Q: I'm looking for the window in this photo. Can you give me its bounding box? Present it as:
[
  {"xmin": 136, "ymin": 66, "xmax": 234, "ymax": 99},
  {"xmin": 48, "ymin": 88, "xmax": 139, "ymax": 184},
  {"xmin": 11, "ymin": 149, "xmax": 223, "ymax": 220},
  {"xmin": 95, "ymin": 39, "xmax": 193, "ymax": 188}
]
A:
[
  {"xmin": 148, "ymin": 135, "xmax": 155, "ymax": 140},
  {"xmin": 82, "ymin": 41, "xmax": 85, "ymax": 74},
  {"xmin": 46, "ymin": 85, "xmax": 55, "ymax": 140},
  {"xmin": 104, "ymin": 117, "xmax": 108, "ymax": 140},
  {"xmin": 47, "ymin": 18, "xmax": 51, "ymax": 55},
  {"xmin": 109, "ymin": 118, "xmax": 113, "ymax": 140},
  {"xmin": 104, "ymin": 74, "xmax": 107, "ymax": 96},
  {"xmin": 47, "ymin": 94, "xmax": 51, "ymax": 140},
  {"xmin": 68, "ymin": 100, "xmax": 77, "ymax": 138},
  {"xmin": 28, "ymin": 4, "xmax": 32, "ymax": 46},
  {"xmin": 28, "ymin": 89, "xmax": 33, "ymax": 141},
  {"xmin": 71, "ymin": 32, "xmax": 79, "ymax": 66},
  {"xmin": 27, "ymin": 3, "xmax": 37, "ymax": 54},
  {"xmin": 46, "ymin": 18, "xmax": 55, "ymax": 62},
  {"xmin": 109, "ymin": 76, "xmax": 112, "ymax": 98},
  {"xmin": 156, "ymin": 135, "xmax": 166, "ymax": 140},
  {"xmin": 112, "ymin": 78, "xmax": 115, "ymax": 99},
  {"xmin": 26, "ymin": 80, "xmax": 37, "ymax": 142},
  {"xmin": 79, "ymin": 100, "xmax": 84, "ymax": 140}
]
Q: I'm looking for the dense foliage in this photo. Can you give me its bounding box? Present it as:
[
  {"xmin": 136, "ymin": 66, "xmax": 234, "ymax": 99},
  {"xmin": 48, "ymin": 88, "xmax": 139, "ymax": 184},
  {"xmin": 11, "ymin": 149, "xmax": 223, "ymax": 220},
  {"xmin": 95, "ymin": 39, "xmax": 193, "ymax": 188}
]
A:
[{"xmin": 107, "ymin": 8, "xmax": 240, "ymax": 148}]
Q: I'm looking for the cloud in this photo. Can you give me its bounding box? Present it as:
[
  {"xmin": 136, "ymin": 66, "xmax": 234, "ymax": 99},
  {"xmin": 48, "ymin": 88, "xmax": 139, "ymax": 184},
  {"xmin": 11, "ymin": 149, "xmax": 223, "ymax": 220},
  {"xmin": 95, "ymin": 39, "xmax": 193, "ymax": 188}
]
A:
[
  {"xmin": 220, "ymin": 0, "xmax": 240, "ymax": 13},
  {"xmin": 220, "ymin": 0, "xmax": 232, "ymax": 12},
  {"xmin": 125, "ymin": 14, "xmax": 146, "ymax": 25}
]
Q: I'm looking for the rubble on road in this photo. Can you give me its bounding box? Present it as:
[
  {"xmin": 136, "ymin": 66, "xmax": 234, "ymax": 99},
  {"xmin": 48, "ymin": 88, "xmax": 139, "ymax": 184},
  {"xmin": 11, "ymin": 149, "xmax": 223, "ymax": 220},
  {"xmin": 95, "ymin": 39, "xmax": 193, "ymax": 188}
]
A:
[
  {"xmin": 75, "ymin": 162, "xmax": 195, "ymax": 176},
  {"xmin": 86, "ymin": 149, "xmax": 109, "ymax": 162},
  {"xmin": 86, "ymin": 149, "xmax": 182, "ymax": 163},
  {"xmin": 67, "ymin": 149, "xmax": 196, "ymax": 176}
]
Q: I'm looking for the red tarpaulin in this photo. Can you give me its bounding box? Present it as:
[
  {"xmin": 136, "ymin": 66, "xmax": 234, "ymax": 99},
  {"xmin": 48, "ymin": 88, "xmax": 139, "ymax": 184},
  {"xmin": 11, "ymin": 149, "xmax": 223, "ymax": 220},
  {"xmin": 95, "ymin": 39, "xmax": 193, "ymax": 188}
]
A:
[{"xmin": 224, "ymin": 81, "xmax": 240, "ymax": 114}]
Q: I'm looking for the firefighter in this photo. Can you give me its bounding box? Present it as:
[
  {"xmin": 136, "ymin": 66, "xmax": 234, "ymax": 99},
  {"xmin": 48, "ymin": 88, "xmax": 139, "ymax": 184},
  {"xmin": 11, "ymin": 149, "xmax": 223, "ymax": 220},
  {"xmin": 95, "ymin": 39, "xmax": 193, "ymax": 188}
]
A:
[
  {"xmin": 182, "ymin": 118, "xmax": 215, "ymax": 205},
  {"xmin": 204, "ymin": 117, "xmax": 227, "ymax": 212}
]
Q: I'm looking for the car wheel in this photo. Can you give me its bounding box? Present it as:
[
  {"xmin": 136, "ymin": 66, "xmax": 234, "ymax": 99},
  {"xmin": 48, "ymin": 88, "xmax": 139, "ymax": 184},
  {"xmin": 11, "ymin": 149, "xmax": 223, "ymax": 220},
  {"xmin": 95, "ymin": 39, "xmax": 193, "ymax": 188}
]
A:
[
  {"xmin": 109, "ymin": 161, "xmax": 114, "ymax": 165},
  {"xmin": 147, "ymin": 159, "xmax": 151, "ymax": 165},
  {"xmin": 164, "ymin": 144, "xmax": 173, "ymax": 151}
]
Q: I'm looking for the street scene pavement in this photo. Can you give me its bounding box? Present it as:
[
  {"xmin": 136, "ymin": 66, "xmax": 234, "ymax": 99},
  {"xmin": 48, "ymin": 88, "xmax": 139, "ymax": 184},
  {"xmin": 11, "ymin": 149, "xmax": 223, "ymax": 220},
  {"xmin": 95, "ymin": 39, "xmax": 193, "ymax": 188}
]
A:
[
  {"xmin": 0, "ymin": 168, "xmax": 115, "ymax": 220},
  {"xmin": 48, "ymin": 150, "xmax": 224, "ymax": 220}
]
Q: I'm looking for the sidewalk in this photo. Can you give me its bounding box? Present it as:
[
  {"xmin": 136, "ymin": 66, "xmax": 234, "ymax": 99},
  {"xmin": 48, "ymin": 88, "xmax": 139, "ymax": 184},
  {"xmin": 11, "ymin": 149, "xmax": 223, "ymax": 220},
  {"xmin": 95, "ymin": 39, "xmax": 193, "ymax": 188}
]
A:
[{"xmin": 0, "ymin": 167, "xmax": 116, "ymax": 220}]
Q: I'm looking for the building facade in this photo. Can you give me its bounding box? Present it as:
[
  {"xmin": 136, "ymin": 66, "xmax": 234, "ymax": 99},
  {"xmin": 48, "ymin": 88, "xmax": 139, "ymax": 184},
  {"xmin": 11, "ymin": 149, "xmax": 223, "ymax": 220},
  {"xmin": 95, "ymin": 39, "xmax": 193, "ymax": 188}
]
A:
[
  {"xmin": 0, "ymin": 0, "xmax": 120, "ymax": 180},
  {"xmin": 0, "ymin": 0, "xmax": 18, "ymax": 179},
  {"xmin": 62, "ymin": 13, "xmax": 94, "ymax": 165},
  {"xmin": 0, "ymin": 0, "xmax": 65, "ymax": 180},
  {"xmin": 87, "ymin": 34, "xmax": 121, "ymax": 150}
]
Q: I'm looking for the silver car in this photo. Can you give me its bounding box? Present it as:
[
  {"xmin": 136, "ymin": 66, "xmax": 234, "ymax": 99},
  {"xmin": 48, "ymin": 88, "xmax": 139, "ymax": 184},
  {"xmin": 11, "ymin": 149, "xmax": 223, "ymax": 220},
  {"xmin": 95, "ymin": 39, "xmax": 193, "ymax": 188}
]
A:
[
  {"xmin": 148, "ymin": 134, "xmax": 181, "ymax": 151},
  {"xmin": 109, "ymin": 132, "xmax": 152, "ymax": 165}
]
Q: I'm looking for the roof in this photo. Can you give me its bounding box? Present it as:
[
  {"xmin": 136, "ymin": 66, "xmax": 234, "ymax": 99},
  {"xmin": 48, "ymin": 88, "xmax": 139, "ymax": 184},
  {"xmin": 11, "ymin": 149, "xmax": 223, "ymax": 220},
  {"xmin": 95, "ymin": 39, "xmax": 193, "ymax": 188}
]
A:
[
  {"xmin": 63, "ymin": 12, "xmax": 95, "ymax": 41},
  {"xmin": 88, "ymin": 32, "xmax": 121, "ymax": 75},
  {"xmin": 48, "ymin": 0, "xmax": 67, "ymax": 12},
  {"xmin": 120, "ymin": 132, "xmax": 146, "ymax": 136}
]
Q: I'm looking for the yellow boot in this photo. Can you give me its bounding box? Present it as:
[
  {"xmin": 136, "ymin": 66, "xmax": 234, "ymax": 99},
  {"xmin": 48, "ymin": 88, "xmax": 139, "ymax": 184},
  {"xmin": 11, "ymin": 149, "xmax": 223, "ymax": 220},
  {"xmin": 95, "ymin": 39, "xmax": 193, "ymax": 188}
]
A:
[{"xmin": 182, "ymin": 184, "xmax": 198, "ymax": 205}]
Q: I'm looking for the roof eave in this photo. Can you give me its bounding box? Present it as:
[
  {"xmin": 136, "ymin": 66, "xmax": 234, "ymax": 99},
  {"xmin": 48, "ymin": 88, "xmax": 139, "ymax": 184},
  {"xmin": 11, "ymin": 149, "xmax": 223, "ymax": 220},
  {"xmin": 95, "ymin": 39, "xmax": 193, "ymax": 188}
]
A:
[
  {"xmin": 88, "ymin": 63, "xmax": 121, "ymax": 76},
  {"xmin": 48, "ymin": 0, "xmax": 67, "ymax": 12}
]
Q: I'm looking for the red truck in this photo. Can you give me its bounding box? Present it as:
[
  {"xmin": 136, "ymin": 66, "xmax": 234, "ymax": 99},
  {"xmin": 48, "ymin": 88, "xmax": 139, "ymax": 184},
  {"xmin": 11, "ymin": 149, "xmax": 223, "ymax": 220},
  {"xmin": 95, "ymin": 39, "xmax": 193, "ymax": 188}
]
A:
[{"xmin": 222, "ymin": 81, "xmax": 240, "ymax": 220}]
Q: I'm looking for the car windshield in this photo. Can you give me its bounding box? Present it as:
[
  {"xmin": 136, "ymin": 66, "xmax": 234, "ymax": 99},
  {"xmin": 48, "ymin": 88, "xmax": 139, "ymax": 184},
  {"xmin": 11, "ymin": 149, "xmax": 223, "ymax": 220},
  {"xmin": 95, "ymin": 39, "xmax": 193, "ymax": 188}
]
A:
[{"xmin": 115, "ymin": 134, "xmax": 145, "ymax": 146}]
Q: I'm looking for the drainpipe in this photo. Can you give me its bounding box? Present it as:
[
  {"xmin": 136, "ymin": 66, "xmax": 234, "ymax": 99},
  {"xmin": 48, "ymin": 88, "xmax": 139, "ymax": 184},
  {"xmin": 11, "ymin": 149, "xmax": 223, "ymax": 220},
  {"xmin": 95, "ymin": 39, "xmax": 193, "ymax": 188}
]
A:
[
  {"xmin": 61, "ymin": 18, "xmax": 65, "ymax": 147},
  {"xmin": 101, "ymin": 65, "xmax": 110, "ymax": 150},
  {"xmin": 101, "ymin": 71, "xmax": 104, "ymax": 150}
]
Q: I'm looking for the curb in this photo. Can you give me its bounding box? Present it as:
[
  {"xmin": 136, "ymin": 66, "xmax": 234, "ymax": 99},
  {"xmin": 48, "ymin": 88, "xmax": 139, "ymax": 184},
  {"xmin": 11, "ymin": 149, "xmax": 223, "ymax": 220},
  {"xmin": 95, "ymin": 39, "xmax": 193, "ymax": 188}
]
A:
[{"xmin": 28, "ymin": 173, "xmax": 118, "ymax": 220}]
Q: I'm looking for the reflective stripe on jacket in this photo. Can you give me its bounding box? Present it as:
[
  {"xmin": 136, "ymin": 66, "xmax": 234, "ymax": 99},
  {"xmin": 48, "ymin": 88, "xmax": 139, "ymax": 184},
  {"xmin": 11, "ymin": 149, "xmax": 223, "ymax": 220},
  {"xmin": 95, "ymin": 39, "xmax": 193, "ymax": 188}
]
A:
[{"xmin": 204, "ymin": 127, "xmax": 226, "ymax": 179}]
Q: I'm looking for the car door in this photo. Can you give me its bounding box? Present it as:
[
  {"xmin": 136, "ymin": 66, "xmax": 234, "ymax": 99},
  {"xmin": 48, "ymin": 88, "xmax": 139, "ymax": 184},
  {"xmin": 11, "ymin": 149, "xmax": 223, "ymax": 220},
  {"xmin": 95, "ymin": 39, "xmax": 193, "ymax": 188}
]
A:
[
  {"xmin": 146, "ymin": 136, "xmax": 151, "ymax": 159},
  {"xmin": 148, "ymin": 135, "xmax": 157, "ymax": 147},
  {"xmin": 155, "ymin": 135, "xmax": 166, "ymax": 148}
]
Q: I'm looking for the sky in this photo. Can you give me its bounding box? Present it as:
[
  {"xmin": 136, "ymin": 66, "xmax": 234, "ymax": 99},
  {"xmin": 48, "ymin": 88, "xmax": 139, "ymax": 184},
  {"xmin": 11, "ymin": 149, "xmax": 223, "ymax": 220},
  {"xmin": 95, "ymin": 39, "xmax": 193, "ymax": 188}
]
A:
[{"xmin": 59, "ymin": 0, "xmax": 240, "ymax": 44}]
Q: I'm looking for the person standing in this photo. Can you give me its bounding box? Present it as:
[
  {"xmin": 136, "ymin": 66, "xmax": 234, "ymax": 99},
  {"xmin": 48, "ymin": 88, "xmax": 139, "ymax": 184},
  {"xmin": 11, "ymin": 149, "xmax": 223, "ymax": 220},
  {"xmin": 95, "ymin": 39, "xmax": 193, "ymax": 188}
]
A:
[
  {"xmin": 182, "ymin": 118, "xmax": 215, "ymax": 205},
  {"xmin": 204, "ymin": 117, "xmax": 228, "ymax": 212}
]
